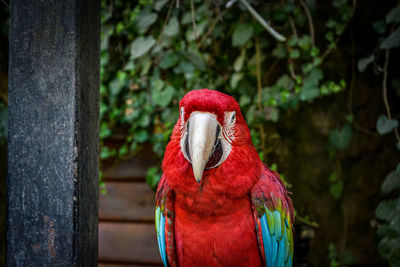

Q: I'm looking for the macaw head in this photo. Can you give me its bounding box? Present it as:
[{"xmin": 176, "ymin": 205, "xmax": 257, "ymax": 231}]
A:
[
  {"xmin": 162, "ymin": 89, "xmax": 260, "ymax": 194},
  {"xmin": 177, "ymin": 89, "xmax": 252, "ymax": 183}
]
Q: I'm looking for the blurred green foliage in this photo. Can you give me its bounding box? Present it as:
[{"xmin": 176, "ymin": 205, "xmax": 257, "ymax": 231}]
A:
[
  {"xmin": 100, "ymin": 0, "xmax": 351, "ymax": 188},
  {"xmin": 328, "ymin": 242, "xmax": 354, "ymax": 267},
  {"xmin": 356, "ymin": 3, "xmax": 400, "ymax": 265}
]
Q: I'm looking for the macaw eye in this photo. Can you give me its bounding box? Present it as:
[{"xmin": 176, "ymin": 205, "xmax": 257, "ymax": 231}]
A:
[
  {"xmin": 180, "ymin": 107, "xmax": 185, "ymax": 130},
  {"xmin": 230, "ymin": 112, "xmax": 236, "ymax": 124}
]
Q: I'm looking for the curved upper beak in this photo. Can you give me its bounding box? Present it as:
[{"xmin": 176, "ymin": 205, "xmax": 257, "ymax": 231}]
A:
[{"xmin": 187, "ymin": 112, "xmax": 218, "ymax": 183}]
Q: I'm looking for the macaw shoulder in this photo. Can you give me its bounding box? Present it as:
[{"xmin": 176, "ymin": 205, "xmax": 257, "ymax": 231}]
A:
[
  {"xmin": 156, "ymin": 174, "xmax": 175, "ymax": 216},
  {"xmin": 251, "ymin": 166, "xmax": 294, "ymax": 223},
  {"xmin": 156, "ymin": 174, "xmax": 168, "ymax": 205}
]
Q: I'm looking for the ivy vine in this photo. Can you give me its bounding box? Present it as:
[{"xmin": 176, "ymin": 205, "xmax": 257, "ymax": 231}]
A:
[
  {"xmin": 357, "ymin": 3, "xmax": 400, "ymax": 265},
  {"xmin": 100, "ymin": 0, "xmax": 353, "ymax": 189}
]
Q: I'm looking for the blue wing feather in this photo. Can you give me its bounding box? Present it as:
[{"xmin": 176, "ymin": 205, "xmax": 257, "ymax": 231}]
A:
[
  {"xmin": 155, "ymin": 206, "xmax": 168, "ymax": 267},
  {"xmin": 276, "ymin": 225, "xmax": 285, "ymax": 267},
  {"xmin": 260, "ymin": 213, "xmax": 273, "ymax": 267},
  {"xmin": 259, "ymin": 206, "xmax": 293, "ymax": 267}
]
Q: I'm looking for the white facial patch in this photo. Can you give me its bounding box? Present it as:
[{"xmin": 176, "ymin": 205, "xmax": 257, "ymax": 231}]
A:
[{"xmin": 179, "ymin": 110, "xmax": 234, "ymax": 170}]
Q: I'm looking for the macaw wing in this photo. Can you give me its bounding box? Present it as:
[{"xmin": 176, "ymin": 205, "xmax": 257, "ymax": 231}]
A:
[
  {"xmin": 155, "ymin": 206, "xmax": 167, "ymax": 266},
  {"xmin": 251, "ymin": 166, "xmax": 294, "ymax": 267},
  {"xmin": 155, "ymin": 175, "xmax": 176, "ymax": 267}
]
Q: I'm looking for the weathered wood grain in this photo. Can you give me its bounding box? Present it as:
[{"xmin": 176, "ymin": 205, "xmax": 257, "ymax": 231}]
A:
[
  {"xmin": 102, "ymin": 148, "xmax": 157, "ymax": 181},
  {"xmin": 7, "ymin": 0, "xmax": 100, "ymax": 265},
  {"xmin": 99, "ymin": 182, "xmax": 155, "ymax": 222},
  {"xmin": 99, "ymin": 223, "xmax": 162, "ymax": 265}
]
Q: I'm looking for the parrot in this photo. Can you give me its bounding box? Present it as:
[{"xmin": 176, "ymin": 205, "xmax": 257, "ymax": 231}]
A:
[{"xmin": 155, "ymin": 89, "xmax": 294, "ymax": 267}]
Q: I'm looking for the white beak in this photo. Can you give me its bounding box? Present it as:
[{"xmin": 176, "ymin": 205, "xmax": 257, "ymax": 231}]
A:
[{"xmin": 187, "ymin": 112, "xmax": 218, "ymax": 183}]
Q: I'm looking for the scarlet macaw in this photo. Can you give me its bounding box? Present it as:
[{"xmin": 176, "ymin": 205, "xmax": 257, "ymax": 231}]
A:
[{"xmin": 155, "ymin": 89, "xmax": 294, "ymax": 267}]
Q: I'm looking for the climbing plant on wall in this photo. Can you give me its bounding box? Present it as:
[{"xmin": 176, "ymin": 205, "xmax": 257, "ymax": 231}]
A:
[
  {"xmin": 100, "ymin": 0, "xmax": 353, "ymax": 188},
  {"xmin": 357, "ymin": 3, "xmax": 400, "ymax": 265}
]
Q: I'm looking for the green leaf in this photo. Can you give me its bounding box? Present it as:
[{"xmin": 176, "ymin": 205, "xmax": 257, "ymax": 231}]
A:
[
  {"xmin": 230, "ymin": 72, "xmax": 243, "ymax": 89},
  {"xmin": 276, "ymin": 75, "xmax": 294, "ymax": 90},
  {"xmin": 115, "ymin": 22, "xmax": 124, "ymax": 34},
  {"xmin": 152, "ymin": 85, "xmax": 175, "ymax": 107},
  {"xmin": 135, "ymin": 129, "xmax": 149, "ymax": 143},
  {"xmin": 140, "ymin": 59, "xmax": 152, "ymax": 75},
  {"xmin": 152, "ymin": 77, "xmax": 165, "ymax": 91},
  {"xmin": 233, "ymin": 49, "xmax": 246, "ymax": 72},
  {"xmin": 329, "ymin": 123, "xmax": 353, "ymax": 150},
  {"xmin": 246, "ymin": 105, "xmax": 256, "ymax": 125},
  {"xmin": 345, "ymin": 114, "xmax": 354, "ymax": 123},
  {"xmin": 139, "ymin": 113, "xmax": 151, "ymax": 127},
  {"xmin": 287, "ymin": 36, "xmax": 298, "ymax": 47},
  {"xmin": 160, "ymin": 51, "xmax": 180, "ymax": 69},
  {"xmin": 380, "ymin": 27, "xmax": 400, "ymax": 49},
  {"xmin": 266, "ymin": 107, "xmax": 279, "ymax": 122},
  {"xmin": 146, "ymin": 166, "xmax": 162, "ymax": 190},
  {"xmin": 327, "ymin": 81, "xmax": 341, "ymax": 93},
  {"xmin": 373, "ymin": 20, "xmax": 387, "ymax": 34},
  {"xmin": 357, "ymin": 54, "xmax": 375, "ymax": 72},
  {"xmin": 100, "ymin": 146, "xmax": 116, "ymax": 160},
  {"xmin": 326, "ymin": 19, "xmax": 337, "ymax": 29},
  {"xmin": 280, "ymin": 90, "xmax": 291, "ymax": 103},
  {"xmin": 325, "ymin": 31, "xmax": 334, "ymax": 42},
  {"xmin": 123, "ymin": 60, "xmax": 134, "ymax": 71},
  {"xmin": 130, "ymin": 36, "xmax": 156, "ymax": 59},
  {"xmin": 376, "ymin": 199, "xmax": 398, "ymax": 222},
  {"xmin": 185, "ymin": 21, "xmax": 207, "ymax": 41},
  {"xmin": 232, "ymin": 23, "xmax": 254, "ymax": 47},
  {"xmin": 270, "ymin": 163, "xmax": 278, "ymax": 171},
  {"xmin": 298, "ymin": 35, "xmax": 311, "ymax": 51},
  {"xmin": 330, "ymin": 180, "xmax": 343, "ymax": 199},
  {"xmin": 183, "ymin": 51, "xmax": 205, "ymax": 71},
  {"xmin": 135, "ymin": 11, "xmax": 158, "ymax": 34},
  {"xmin": 289, "ymin": 49, "xmax": 301, "ymax": 59},
  {"xmin": 272, "ymin": 43, "xmax": 287, "ymax": 58},
  {"xmin": 173, "ymin": 61, "xmax": 195, "ymax": 74},
  {"xmin": 118, "ymin": 144, "xmax": 128, "ymax": 156},
  {"xmin": 328, "ymin": 244, "xmax": 337, "ymax": 262},
  {"xmin": 99, "ymin": 178, "xmax": 107, "ymax": 195},
  {"xmin": 310, "ymin": 46, "xmax": 320, "ymax": 57},
  {"xmin": 386, "ymin": 4, "xmax": 400, "ymax": 23},
  {"xmin": 308, "ymin": 68, "xmax": 323, "ymax": 82},
  {"xmin": 300, "ymin": 68, "xmax": 323, "ymax": 101},
  {"xmin": 109, "ymin": 72, "xmax": 128, "ymax": 96},
  {"xmin": 181, "ymin": 12, "xmax": 193, "ymax": 25},
  {"xmin": 164, "ymin": 16, "xmax": 179, "ymax": 37},
  {"xmin": 100, "ymin": 122, "xmax": 111, "ymax": 139},
  {"xmin": 300, "ymin": 84, "xmax": 319, "ymax": 101},
  {"xmin": 376, "ymin": 115, "xmax": 399, "ymax": 134},
  {"xmin": 381, "ymin": 167, "xmax": 400, "ymax": 193},
  {"xmin": 154, "ymin": 0, "xmax": 169, "ymax": 11},
  {"xmin": 239, "ymin": 95, "xmax": 251, "ymax": 107},
  {"xmin": 320, "ymin": 84, "xmax": 329, "ymax": 95}
]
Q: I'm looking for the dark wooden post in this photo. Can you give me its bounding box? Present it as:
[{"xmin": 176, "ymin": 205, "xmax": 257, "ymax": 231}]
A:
[{"xmin": 7, "ymin": 0, "xmax": 100, "ymax": 265}]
